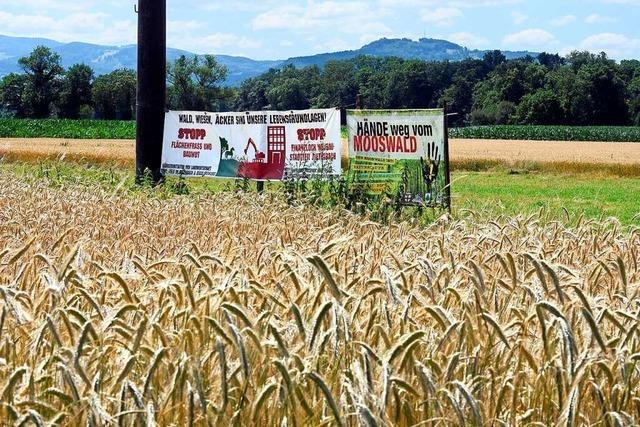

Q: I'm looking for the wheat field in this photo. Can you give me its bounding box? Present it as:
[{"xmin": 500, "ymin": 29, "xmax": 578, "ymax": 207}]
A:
[
  {"xmin": 1, "ymin": 171, "xmax": 639, "ymax": 426},
  {"xmin": 4, "ymin": 137, "xmax": 640, "ymax": 170}
]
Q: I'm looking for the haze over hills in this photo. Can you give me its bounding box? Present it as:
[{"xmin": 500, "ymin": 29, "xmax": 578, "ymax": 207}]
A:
[{"xmin": 0, "ymin": 34, "xmax": 538, "ymax": 86}]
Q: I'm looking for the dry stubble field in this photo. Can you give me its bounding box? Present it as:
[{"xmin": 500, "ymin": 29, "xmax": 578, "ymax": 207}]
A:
[
  {"xmin": 1, "ymin": 169, "xmax": 640, "ymax": 425},
  {"xmin": 3, "ymin": 138, "xmax": 640, "ymax": 169}
]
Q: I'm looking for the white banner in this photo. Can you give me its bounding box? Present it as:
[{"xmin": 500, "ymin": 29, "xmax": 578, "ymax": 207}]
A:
[{"xmin": 162, "ymin": 108, "xmax": 341, "ymax": 180}]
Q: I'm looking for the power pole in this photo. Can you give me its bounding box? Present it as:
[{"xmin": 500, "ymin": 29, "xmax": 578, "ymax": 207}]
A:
[{"xmin": 136, "ymin": 0, "xmax": 166, "ymax": 183}]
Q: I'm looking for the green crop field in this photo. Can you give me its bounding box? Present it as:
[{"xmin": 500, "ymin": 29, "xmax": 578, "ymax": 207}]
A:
[
  {"xmin": 2, "ymin": 119, "xmax": 640, "ymax": 143},
  {"xmin": 0, "ymin": 119, "xmax": 136, "ymax": 139},
  {"xmin": 450, "ymin": 125, "xmax": 640, "ymax": 142}
]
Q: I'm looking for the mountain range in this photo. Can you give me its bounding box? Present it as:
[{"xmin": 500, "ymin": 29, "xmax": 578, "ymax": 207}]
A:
[{"xmin": 0, "ymin": 34, "xmax": 537, "ymax": 86}]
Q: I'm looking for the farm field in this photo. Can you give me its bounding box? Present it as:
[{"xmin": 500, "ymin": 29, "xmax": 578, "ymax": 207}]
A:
[
  {"xmin": 3, "ymin": 137, "xmax": 640, "ymax": 174},
  {"xmin": 3, "ymin": 119, "xmax": 640, "ymax": 143},
  {"xmin": 1, "ymin": 133, "xmax": 640, "ymax": 425},
  {"xmin": 0, "ymin": 138, "xmax": 135, "ymax": 165},
  {"xmin": 451, "ymin": 138, "xmax": 640, "ymax": 166},
  {"xmin": 1, "ymin": 164, "xmax": 639, "ymax": 425},
  {"xmin": 4, "ymin": 159, "xmax": 639, "ymax": 226},
  {"xmin": 450, "ymin": 125, "xmax": 640, "ymax": 142}
]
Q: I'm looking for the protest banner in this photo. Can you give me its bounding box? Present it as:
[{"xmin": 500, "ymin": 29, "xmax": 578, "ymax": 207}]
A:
[
  {"xmin": 162, "ymin": 108, "xmax": 341, "ymax": 181},
  {"xmin": 346, "ymin": 109, "xmax": 450, "ymax": 208}
]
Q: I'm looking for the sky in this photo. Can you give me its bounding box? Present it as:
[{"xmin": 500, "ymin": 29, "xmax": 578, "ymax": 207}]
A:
[{"xmin": 0, "ymin": 0, "xmax": 639, "ymax": 60}]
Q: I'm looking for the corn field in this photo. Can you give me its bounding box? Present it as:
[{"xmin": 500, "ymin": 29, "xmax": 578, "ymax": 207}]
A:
[
  {"xmin": 1, "ymin": 173, "xmax": 639, "ymax": 426},
  {"xmin": 450, "ymin": 126, "xmax": 640, "ymax": 143}
]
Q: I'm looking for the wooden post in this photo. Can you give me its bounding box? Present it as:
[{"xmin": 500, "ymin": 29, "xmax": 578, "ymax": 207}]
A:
[
  {"xmin": 256, "ymin": 181, "xmax": 264, "ymax": 193},
  {"xmin": 136, "ymin": 0, "xmax": 166, "ymax": 184},
  {"xmin": 443, "ymin": 103, "xmax": 452, "ymax": 214}
]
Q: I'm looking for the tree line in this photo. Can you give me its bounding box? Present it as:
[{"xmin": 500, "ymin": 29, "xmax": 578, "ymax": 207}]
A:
[
  {"xmin": 235, "ymin": 50, "xmax": 640, "ymax": 126},
  {"xmin": 0, "ymin": 46, "xmax": 231, "ymax": 120},
  {"xmin": 1, "ymin": 45, "xmax": 639, "ymax": 126}
]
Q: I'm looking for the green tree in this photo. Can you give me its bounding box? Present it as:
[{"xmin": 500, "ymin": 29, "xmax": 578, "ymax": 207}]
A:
[
  {"xmin": 440, "ymin": 77, "xmax": 474, "ymax": 125},
  {"xmin": 578, "ymin": 59, "xmax": 628, "ymax": 125},
  {"xmin": 629, "ymin": 76, "xmax": 640, "ymax": 125},
  {"xmin": 354, "ymin": 56, "xmax": 403, "ymax": 109},
  {"xmin": 234, "ymin": 78, "xmax": 269, "ymax": 111},
  {"xmin": 235, "ymin": 64, "xmax": 319, "ymax": 111},
  {"xmin": 0, "ymin": 73, "xmax": 28, "ymax": 117},
  {"xmin": 538, "ymin": 52, "xmax": 565, "ymax": 69},
  {"xmin": 482, "ymin": 50, "xmax": 506, "ymax": 73},
  {"xmin": 167, "ymin": 55, "xmax": 229, "ymax": 111},
  {"xmin": 621, "ymin": 61, "xmax": 640, "ymax": 125},
  {"xmin": 92, "ymin": 69, "xmax": 136, "ymax": 120},
  {"xmin": 312, "ymin": 60, "xmax": 357, "ymax": 109},
  {"xmin": 470, "ymin": 61, "xmax": 528, "ymax": 124},
  {"xmin": 384, "ymin": 60, "xmax": 451, "ymax": 109},
  {"xmin": 58, "ymin": 64, "xmax": 94, "ymax": 119},
  {"xmin": 18, "ymin": 46, "xmax": 64, "ymax": 118},
  {"xmin": 516, "ymin": 89, "xmax": 563, "ymax": 124},
  {"xmin": 546, "ymin": 66, "xmax": 591, "ymax": 125},
  {"xmin": 266, "ymin": 77, "xmax": 308, "ymax": 110}
]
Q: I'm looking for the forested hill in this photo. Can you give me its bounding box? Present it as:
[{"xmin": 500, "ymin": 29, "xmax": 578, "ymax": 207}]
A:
[
  {"xmin": 282, "ymin": 38, "xmax": 535, "ymax": 68},
  {"xmin": 0, "ymin": 34, "xmax": 536, "ymax": 85}
]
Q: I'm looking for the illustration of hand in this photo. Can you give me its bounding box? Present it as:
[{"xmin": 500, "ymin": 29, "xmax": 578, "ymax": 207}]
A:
[{"xmin": 420, "ymin": 141, "xmax": 441, "ymax": 196}]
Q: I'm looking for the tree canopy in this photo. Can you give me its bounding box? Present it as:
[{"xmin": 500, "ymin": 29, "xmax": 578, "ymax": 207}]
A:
[{"xmin": 1, "ymin": 45, "xmax": 639, "ymax": 127}]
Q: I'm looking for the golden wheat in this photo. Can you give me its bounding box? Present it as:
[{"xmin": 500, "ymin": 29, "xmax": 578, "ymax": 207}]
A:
[{"xmin": 0, "ymin": 171, "xmax": 639, "ymax": 425}]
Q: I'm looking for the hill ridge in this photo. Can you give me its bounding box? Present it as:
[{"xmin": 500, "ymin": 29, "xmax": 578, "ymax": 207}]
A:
[{"xmin": 0, "ymin": 34, "xmax": 538, "ymax": 85}]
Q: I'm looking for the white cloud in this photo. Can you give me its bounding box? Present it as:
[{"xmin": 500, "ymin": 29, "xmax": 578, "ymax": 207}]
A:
[
  {"xmin": 551, "ymin": 15, "xmax": 576, "ymax": 27},
  {"xmin": 502, "ymin": 29, "xmax": 557, "ymax": 49},
  {"xmin": 0, "ymin": 11, "xmax": 135, "ymax": 45},
  {"xmin": 585, "ymin": 14, "xmax": 617, "ymax": 24},
  {"xmin": 580, "ymin": 32, "xmax": 640, "ymax": 58},
  {"xmin": 1, "ymin": 0, "xmax": 97, "ymax": 12},
  {"xmin": 421, "ymin": 7, "xmax": 463, "ymax": 27},
  {"xmin": 252, "ymin": 2, "xmax": 382, "ymax": 32}
]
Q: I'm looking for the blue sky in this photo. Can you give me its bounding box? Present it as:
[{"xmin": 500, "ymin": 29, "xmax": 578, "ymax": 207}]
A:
[{"xmin": 0, "ymin": 0, "xmax": 638, "ymax": 60}]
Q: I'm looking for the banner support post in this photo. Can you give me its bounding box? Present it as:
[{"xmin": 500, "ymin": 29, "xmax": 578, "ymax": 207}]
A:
[
  {"xmin": 136, "ymin": 0, "xmax": 166, "ymax": 184},
  {"xmin": 256, "ymin": 181, "xmax": 264, "ymax": 193},
  {"xmin": 443, "ymin": 103, "xmax": 452, "ymax": 214}
]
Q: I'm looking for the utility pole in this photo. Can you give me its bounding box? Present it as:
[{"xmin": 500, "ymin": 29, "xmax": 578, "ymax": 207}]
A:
[{"xmin": 136, "ymin": 0, "xmax": 166, "ymax": 183}]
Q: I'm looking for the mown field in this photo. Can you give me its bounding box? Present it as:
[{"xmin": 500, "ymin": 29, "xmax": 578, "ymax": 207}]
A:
[
  {"xmin": 1, "ymin": 162, "xmax": 640, "ymax": 426},
  {"xmin": 2, "ymin": 119, "xmax": 640, "ymax": 142}
]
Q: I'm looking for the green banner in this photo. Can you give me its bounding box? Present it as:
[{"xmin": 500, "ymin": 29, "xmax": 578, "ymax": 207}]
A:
[{"xmin": 346, "ymin": 109, "xmax": 448, "ymax": 207}]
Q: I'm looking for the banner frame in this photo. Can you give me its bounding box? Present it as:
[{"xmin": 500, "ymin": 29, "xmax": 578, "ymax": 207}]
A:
[{"xmin": 443, "ymin": 103, "xmax": 452, "ymax": 213}]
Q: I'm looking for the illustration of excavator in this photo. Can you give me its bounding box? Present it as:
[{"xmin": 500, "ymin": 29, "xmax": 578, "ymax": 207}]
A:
[{"xmin": 243, "ymin": 138, "xmax": 266, "ymax": 163}]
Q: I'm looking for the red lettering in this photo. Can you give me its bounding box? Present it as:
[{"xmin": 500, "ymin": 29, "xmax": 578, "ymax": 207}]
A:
[
  {"xmin": 297, "ymin": 128, "xmax": 327, "ymax": 141},
  {"xmin": 354, "ymin": 135, "xmax": 363, "ymax": 151},
  {"xmin": 183, "ymin": 150, "xmax": 200, "ymax": 158},
  {"xmin": 178, "ymin": 128, "xmax": 207, "ymax": 140}
]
